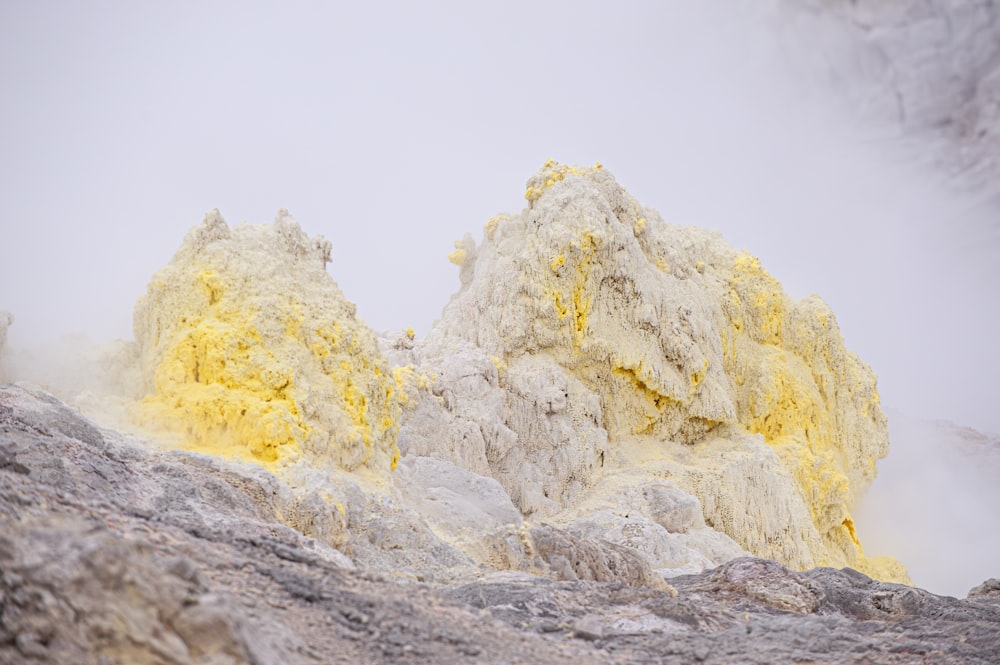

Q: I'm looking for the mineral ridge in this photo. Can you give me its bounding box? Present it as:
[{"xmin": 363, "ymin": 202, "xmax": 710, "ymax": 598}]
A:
[
  {"xmin": 120, "ymin": 159, "xmax": 908, "ymax": 586},
  {"xmin": 133, "ymin": 209, "xmax": 401, "ymax": 477},
  {"xmin": 420, "ymin": 159, "xmax": 905, "ymax": 582}
]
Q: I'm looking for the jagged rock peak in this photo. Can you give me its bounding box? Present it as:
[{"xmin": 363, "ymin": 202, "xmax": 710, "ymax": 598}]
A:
[
  {"xmin": 428, "ymin": 159, "xmax": 899, "ymax": 580},
  {"xmin": 133, "ymin": 209, "xmax": 400, "ymax": 477}
]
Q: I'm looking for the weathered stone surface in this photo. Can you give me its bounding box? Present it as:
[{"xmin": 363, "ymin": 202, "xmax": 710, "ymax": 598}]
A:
[
  {"xmin": 526, "ymin": 524, "xmax": 667, "ymax": 589},
  {"xmin": 414, "ymin": 159, "xmax": 899, "ymax": 582},
  {"xmin": 448, "ymin": 557, "xmax": 1000, "ymax": 664},
  {"xmin": 3, "ymin": 384, "xmax": 999, "ymax": 664},
  {"xmin": 133, "ymin": 209, "xmax": 401, "ymax": 474}
]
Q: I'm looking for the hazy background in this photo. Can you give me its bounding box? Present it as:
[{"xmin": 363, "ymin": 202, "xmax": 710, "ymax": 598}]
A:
[
  {"xmin": 856, "ymin": 411, "xmax": 1000, "ymax": 598},
  {"xmin": 1, "ymin": 1, "xmax": 997, "ymax": 594}
]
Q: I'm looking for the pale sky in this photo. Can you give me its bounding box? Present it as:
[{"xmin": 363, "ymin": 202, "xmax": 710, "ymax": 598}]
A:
[{"xmin": 1, "ymin": 1, "xmax": 998, "ymax": 434}]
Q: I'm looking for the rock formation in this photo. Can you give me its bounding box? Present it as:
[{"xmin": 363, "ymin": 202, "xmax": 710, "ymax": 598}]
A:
[
  {"xmin": 2, "ymin": 383, "xmax": 998, "ymax": 664},
  {"xmin": 2, "ymin": 156, "xmax": 913, "ymax": 600},
  {"xmin": 3, "ymin": 2, "xmax": 998, "ymax": 661},
  {"xmin": 133, "ymin": 209, "xmax": 401, "ymax": 476},
  {"xmin": 409, "ymin": 159, "xmax": 903, "ymax": 582}
]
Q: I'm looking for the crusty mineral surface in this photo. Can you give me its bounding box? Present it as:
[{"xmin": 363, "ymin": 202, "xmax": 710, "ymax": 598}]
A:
[
  {"xmin": 415, "ymin": 159, "xmax": 902, "ymax": 581},
  {"xmin": 121, "ymin": 160, "xmax": 903, "ymax": 585},
  {"xmin": 2, "ymin": 384, "xmax": 999, "ymax": 665},
  {"xmin": 133, "ymin": 209, "xmax": 401, "ymax": 476}
]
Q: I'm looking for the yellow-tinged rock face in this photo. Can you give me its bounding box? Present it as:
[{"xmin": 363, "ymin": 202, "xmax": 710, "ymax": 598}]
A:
[
  {"xmin": 722, "ymin": 253, "xmax": 892, "ymax": 576},
  {"xmin": 133, "ymin": 209, "xmax": 400, "ymax": 475},
  {"xmin": 435, "ymin": 159, "xmax": 906, "ymax": 583}
]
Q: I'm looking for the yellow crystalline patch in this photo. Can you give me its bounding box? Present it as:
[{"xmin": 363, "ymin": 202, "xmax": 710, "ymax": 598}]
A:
[
  {"xmin": 337, "ymin": 360, "xmax": 370, "ymax": 443},
  {"xmin": 484, "ymin": 214, "xmax": 508, "ymax": 240},
  {"xmin": 550, "ymin": 254, "xmax": 565, "ymax": 271},
  {"xmin": 842, "ymin": 516, "xmax": 861, "ymax": 547},
  {"xmin": 553, "ymin": 291, "xmax": 568, "ymax": 319},
  {"xmin": 488, "ymin": 355, "xmax": 506, "ymax": 374},
  {"xmin": 612, "ymin": 365, "xmax": 676, "ymax": 435},
  {"xmin": 731, "ymin": 253, "xmax": 785, "ymax": 345},
  {"xmin": 689, "ymin": 359, "xmax": 708, "ymax": 388},
  {"xmin": 307, "ymin": 323, "xmax": 400, "ymax": 470},
  {"xmin": 448, "ymin": 245, "xmax": 467, "ymax": 266},
  {"xmin": 634, "ymin": 217, "xmax": 647, "ymax": 234},
  {"xmin": 139, "ymin": 303, "xmax": 308, "ymax": 470},
  {"xmin": 563, "ymin": 232, "xmax": 598, "ymax": 350},
  {"xmin": 744, "ymin": 351, "xmax": 853, "ymax": 537},
  {"xmin": 525, "ymin": 159, "xmax": 604, "ymax": 202},
  {"xmin": 746, "ymin": 352, "xmax": 826, "ymax": 444},
  {"xmin": 720, "ymin": 252, "xmax": 908, "ymax": 581},
  {"xmin": 138, "ymin": 254, "xmax": 401, "ymax": 474},
  {"xmin": 393, "ymin": 364, "xmax": 433, "ymax": 407},
  {"xmin": 284, "ymin": 302, "xmax": 305, "ymax": 338},
  {"xmin": 198, "ymin": 269, "xmax": 225, "ymax": 305}
]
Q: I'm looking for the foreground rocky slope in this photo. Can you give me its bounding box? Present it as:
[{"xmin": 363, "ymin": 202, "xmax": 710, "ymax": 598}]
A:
[{"xmin": 2, "ymin": 384, "xmax": 999, "ymax": 665}]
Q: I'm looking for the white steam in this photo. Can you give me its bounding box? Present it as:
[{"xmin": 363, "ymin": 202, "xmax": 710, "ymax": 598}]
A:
[{"xmin": 856, "ymin": 412, "xmax": 1000, "ymax": 597}]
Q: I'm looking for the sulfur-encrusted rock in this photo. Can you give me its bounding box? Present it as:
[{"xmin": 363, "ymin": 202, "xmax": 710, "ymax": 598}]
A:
[
  {"xmin": 133, "ymin": 209, "xmax": 401, "ymax": 476},
  {"xmin": 3, "ymin": 327, "xmax": 1000, "ymax": 665},
  {"xmin": 423, "ymin": 160, "xmax": 901, "ymax": 581}
]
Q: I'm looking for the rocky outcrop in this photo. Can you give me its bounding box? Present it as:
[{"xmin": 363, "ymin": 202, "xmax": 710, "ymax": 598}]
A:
[
  {"xmin": 2, "ymin": 384, "xmax": 998, "ymax": 664},
  {"xmin": 6, "ymin": 160, "xmax": 908, "ymax": 586},
  {"xmin": 415, "ymin": 160, "xmax": 900, "ymax": 581},
  {"xmin": 133, "ymin": 209, "xmax": 401, "ymax": 475}
]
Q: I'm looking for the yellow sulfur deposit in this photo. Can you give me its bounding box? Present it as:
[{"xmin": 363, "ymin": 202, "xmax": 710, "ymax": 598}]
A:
[
  {"xmin": 483, "ymin": 214, "xmax": 508, "ymax": 240},
  {"xmin": 722, "ymin": 252, "xmax": 899, "ymax": 580},
  {"xmin": 525, "ymin": 158, "xmax": 605, "ymax": 203},
  {"xmin": 435, "ymin": 159, "xmax": 907, "ymax": 584},
  {"xmin": 393, "ymin": 364, "xmax": 434, "ymax": 407},
  {"xmin": 447, "ymin": 242, "xmax": 468, "ymax": 266},
  {"xmin": 133, "ymin": 209, "xmax": 401, "ymax": 475}
]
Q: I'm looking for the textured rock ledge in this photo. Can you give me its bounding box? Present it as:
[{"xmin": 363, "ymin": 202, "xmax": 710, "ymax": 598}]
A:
[{"xmin": 3, "ymin": 384, "xmax": 999, "ymax": 665}]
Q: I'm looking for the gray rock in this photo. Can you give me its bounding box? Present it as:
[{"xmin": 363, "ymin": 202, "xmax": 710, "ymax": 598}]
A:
[
  {"xmin": 528, "ymin": 523, "xmax": 666, "ymax": 589},
  {"xmin": 968, "ymin": 578, "xmax": 1000, "ymax": 601},
  {"xmin": 643, "ymin": 483, "xmax": 705, "ymax": 533},
  {"xmin": 2, "ymin": 383, "xmax": 999, "ymax": 664}
]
